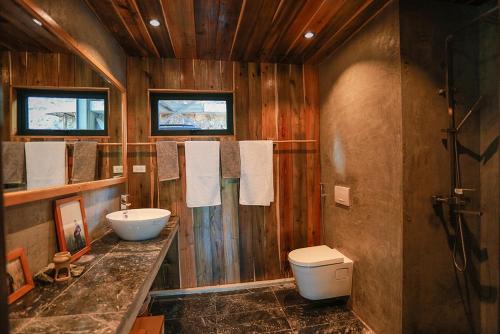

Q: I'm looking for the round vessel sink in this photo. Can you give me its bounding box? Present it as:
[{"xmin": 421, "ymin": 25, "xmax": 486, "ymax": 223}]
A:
[{"xmin": 106, "ymin": 208, "xmax": 171, "ymax": 241}]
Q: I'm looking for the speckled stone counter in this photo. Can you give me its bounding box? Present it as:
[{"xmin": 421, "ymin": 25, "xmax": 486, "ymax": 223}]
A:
[{"xmin": 9, "ymin": 216, "xmax": 179, "ymax": 334}]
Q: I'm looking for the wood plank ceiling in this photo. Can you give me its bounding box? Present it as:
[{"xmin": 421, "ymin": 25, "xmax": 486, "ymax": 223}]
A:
[
  {"xmin": 85, "ymin": 0, "xmax": 393, "ymax": 64},
  {"xmin": 0, "ymin": 0, "xmax": 69, "ymax": 52}
]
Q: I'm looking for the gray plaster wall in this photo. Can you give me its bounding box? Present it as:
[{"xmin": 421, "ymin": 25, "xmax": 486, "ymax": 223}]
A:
[
  {"xmin": 5, "ymin": 185, "xmax": 122, "ymax": 274},
  {"xmin": 400, "ymin": 1, "xmax": 497, "ymax": 333},
  {"xmin": 318, "ymin": 2, "xmax": 403, "ymax": 333},
  {"xmin": 32, "ymin": 0, "xmax": 127, "ymax": 87}
]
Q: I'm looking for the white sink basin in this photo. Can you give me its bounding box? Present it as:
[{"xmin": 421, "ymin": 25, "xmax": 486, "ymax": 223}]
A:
[{"xmin": 106, "ymin": 208, "xmax": 171, "ymax": 241}]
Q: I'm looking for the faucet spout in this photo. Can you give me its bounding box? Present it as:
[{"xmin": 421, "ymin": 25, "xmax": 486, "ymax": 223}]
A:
[{"xmin": 120, "ymin": 194, "xmax": 131, "ymax": 214}]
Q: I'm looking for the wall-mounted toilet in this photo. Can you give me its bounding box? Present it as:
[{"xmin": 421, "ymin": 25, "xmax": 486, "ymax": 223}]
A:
[{"xmin": 288, "ymin": 245, "xmax": 353, "ymax": 300}]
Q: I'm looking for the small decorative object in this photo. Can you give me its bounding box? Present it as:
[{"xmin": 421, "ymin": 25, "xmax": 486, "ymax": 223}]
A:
[
  {"xmin": 70, "ymin": 264, "xmax": 85, "ymax": 277},
  {"xmin": 34, "ymin": 263, "xmax": 56, "ymax": 284},
  {"xmin": 53, "ymin": 251, "xmax": 71, "ymax": 282},
  {"xmin": 54, "ymin": 196, "xmax": 91, "ymax": 262},
  {"xmin": 6, "ymin": 248, "xmax": 35, "ymax": 304}
]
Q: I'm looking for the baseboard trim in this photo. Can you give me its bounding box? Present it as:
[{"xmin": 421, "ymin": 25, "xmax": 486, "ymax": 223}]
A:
[{"xmin": 149, "ymin": 278, "xmax": 295, "ymax": 297}]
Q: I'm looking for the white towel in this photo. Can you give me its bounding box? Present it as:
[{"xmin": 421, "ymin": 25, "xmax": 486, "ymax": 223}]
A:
[
  {"xmin": 185, "ymin": 141, "xmax": 221, "ymax": 208},
  {"xmin": 25, "ymin": 142, "xmax": 67, "ymax": 190},
  {"xmin": 239, "ymin": 140, "xmax": 274, "ymax": 206}
]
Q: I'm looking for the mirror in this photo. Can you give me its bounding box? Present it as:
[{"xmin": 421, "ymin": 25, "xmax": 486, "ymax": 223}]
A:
[{"xmin": 0, "ymin": 0, "xmax": 124, "ymax": 200}]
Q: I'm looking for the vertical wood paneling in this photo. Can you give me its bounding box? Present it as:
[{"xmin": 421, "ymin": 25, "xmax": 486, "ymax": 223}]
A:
[
  {"xmin": 2, "ymin": 51, "xmax": 122, "ymax": 179},
  {"xmin": 1, "ymin": 52, "xmax": 11, "ymax": 141},
  {"xmin": 126, "ymin": 57, "xmax": 320, "ymax": 288},
  {"xmin": 10, "ymin": 52, "xmax": 27, "ymax": 86},
  {"xmin": 209, "ymin": 204, "xmax": 224, "ymax": 284},
  {"xmin": 26, "ymin": 53, "xmax": 58, "ymax": 86},
  {"xmin": 57, "ymin": 53, "xmax": 75, "ymax": 86},
  {"xmin": 126, "ymin": 57, "xmax": 150, "ymax": 209},
  {"xmin": 304, "ymin": 65, "xmax": 321, "ymax": 245},
  {"xmin": 290, "ymin": 64, "xmax": 307, "ymax": 250},
  {"xmin": 247, "ymin": 62, "xmax": 265, "ymax": 281},
  {"xmin": 193, "ymin": 207, "xmax": 213, "ymax": 286},
  {"xmin": 234, "ymin": 62, "xmax": 254, "ymax": 282},
  {"xmin": 221, "ymin": 178, "xmax": 240, "ymax": 283},
  {"xmin": 277, "ymin": 64, "xmax": 294, "ymax": 275},
  {"xmin": 261, "ymin": 63, "xmax": 281, "ymax": 279},
  {"xmin": 177, "ymin": 146, "xmax": 197, "ymax": 288}
]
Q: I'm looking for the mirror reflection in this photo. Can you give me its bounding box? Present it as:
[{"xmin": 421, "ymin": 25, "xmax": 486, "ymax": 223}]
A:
[{"xmin": 0, "ymin": 1, "xmax": 123, "ymax": 193}]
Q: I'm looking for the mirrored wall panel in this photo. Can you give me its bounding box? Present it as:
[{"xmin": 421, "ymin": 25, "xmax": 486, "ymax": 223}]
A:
[{"xmin": 0, "ymin": 0, "xmax": 124, "ymax": 194}]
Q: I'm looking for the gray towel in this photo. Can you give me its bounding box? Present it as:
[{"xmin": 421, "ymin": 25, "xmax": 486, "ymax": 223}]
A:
[
  {"xmin": 220, "ymin": 141, "xmax": 240, "ymax": 178},
  {"xmin": 156, "ymin": 141, "xmax": 179, "ymax": 181},
  {"xmin": 72, "ymin": 141, "xmax": 97, "ymax": 183},
  {"xmin": 2, "ymin": 142, "xmax": 25, "ymax": 184}
]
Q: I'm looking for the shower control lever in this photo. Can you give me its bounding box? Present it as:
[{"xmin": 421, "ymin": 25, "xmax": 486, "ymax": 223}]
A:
[
  {"xmin": 432, "ymin": 195, "xmax": 466, "ymax": 206},
  {"xmin": 454, "ymin": 188, "xmax": 475, "ymax": 195},
  {"xmin": 455, "ymin": 209, "xmax": 483, "ymax": 217}
]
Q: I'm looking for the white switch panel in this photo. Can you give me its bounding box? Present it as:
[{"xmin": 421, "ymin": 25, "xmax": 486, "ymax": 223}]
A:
[
  {"xmin": 113, "ymin": 165, "xmax": 123, "ymax": 174},
  {"xmin": 334, "ymin": 185, "xmax": 350, "ymax": 206},
  {"xmin": 133, "ymin": 165, "xmax": 146, "ymax": 173}
]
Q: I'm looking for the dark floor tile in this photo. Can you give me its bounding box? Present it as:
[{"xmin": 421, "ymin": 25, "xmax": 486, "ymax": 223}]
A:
[
  {"xmin": 216, "ymin": 290, "xmax": 280, "ymax": 315},
  {"xmin": 273, "ymin": 288, "xmax": 313, "ymax": 307},
  {"xmin": 297, "ymin": 318, "xmax": 370, "ymax": 334},
  {"xmin": 151, "ymin": 295, "xmax": 216, "ymax": 319},
  {"xmin": 217, "ymin": 308, "xmax": 291, "ymax": 334},
  {"xmin": 284, "ymin": 302, "xmax": 355, "ymax": 330},
  {"xmin": 164, "ymin": 316, "xmax": 217, "ymax": 334},
  {"xmin": 214, "ymin": 287, "xmax": 273, "ymax": 297}
]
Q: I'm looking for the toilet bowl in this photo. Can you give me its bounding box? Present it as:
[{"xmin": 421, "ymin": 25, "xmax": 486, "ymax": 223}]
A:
[{"xmin": 288, "ymin": 245, "xmax": 353, "ymax": 300}]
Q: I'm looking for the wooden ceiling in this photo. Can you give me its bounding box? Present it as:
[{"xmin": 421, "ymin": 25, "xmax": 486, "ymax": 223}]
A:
[
  {"xmin": 0, "ymin": 0, "xmax": 68, "ymax": 53},
  {"xmin": 85, "ymin": 0, "xmax": 392, "ymax": 64}
]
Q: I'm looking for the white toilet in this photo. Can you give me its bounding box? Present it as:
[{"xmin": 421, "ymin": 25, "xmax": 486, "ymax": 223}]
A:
[{"xmin": 288, "ymin": 245, "xmax": 353, "ymax": 300}]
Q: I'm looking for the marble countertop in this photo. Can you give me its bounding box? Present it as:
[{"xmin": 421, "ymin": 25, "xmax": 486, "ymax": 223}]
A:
[{"xmin": 9, "ymin": 216, "xmax": 179, "ymax": 334}]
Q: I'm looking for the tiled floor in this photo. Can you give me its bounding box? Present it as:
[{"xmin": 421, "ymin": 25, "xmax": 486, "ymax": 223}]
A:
[{"xmin": 150, "ymin": 283, "xmax": 372, "ymax": 334}]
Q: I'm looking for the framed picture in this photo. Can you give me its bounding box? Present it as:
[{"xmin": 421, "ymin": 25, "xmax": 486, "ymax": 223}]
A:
[
  {"xmin": 54, "ymin": 196, "xmax": 91, "ymax": 261},
  {"xmin": 6, "ymin": 248, "xmax": 34, "ymax": 304}
]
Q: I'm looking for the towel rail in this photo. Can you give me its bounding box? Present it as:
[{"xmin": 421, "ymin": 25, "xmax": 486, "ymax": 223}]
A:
[
  {"xmin": 126, "ymin": 139, "xmax": 317, "ymax": 146},
  {"xmin": 59, "ymin": 139, "xmax": 317, "ymax": 146}
]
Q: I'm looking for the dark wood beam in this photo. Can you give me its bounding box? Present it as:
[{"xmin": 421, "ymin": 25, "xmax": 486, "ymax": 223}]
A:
[
  {"xmin": 85, "ymin": 0, "xmax": 145, "ymax": 56},
  {"xmin": 112, "ymin": 0, "xmax": 160, "ymax": 57},
  {"xmin": 160, "ymin": 0, "xmax": 197, "ymax": 59},
  {"xmin": 135, "ymin": 0, "xmax": 175, "ymax": 58}
]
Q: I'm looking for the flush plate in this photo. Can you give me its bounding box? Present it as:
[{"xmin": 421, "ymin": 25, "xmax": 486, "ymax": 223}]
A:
[{"xmin": 334, "ymin": 185, "xmax": 350, "ymax": 206}]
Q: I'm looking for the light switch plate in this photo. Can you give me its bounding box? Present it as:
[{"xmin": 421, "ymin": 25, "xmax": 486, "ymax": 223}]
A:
[
  {"xmin": 133, "ymin": 165, "xmax": 146, "ymax": 173},
  {"xmin": 113, "ymin": 165, "xmax": 123, "ymax": 174},
  {"xmin": 334, "ymin": 185, "xmax": 350, "ymax": 206}
]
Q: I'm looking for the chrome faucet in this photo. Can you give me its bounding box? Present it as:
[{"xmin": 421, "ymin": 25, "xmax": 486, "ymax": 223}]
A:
[{"xmin": 120, "ymin": 194, "xmax": 131, "ymax": 214}]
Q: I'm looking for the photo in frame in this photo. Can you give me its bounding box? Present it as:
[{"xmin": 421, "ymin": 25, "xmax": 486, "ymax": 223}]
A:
[
  {"xmin": 6, "ymin": 248, "xmax": 34, "ymax": 304},
  {"xmin": 54, "ymin": 196, "xmax": 91, "ymax": 261}
]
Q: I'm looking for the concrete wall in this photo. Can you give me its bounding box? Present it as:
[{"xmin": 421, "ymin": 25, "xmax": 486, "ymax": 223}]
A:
[
  {"xmin": 400, "ymin": 1, "xmax": 497, "ymax": 333},
  {"xmin": 478, "ymin": 5, "xmax": 499, "ymax": 333},
  {"xmin": 318, "ymin": 2, "xmax": 403, "ymax": 333},
  {"xmin": 319, "ymin": 1, "xmax": 498, "ymax": 333},
  {"xmin": 5, "ymin": 185, "xmax": 123, "ymax": 274},
  {"xmin": 32, "ymin": 0, "xmax": 127, "ymax": 87}
]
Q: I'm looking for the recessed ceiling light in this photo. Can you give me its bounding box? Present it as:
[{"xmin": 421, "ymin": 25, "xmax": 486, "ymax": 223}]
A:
[
  {"xmin": 33, "ymin": 18, "xmax": 42, "ymax": 26},
  {"xmin": 149, "ymin": 19, "xmax": 160, "ymax": 27},
  {"xmin": 304, "ymin": 31, "xmax": 315, "ymax": 39}
]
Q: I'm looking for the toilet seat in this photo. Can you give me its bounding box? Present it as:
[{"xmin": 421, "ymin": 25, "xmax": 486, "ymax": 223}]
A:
[{"xmin": 288, "ymin": 245, "xmax": 345, "ymax": 267}]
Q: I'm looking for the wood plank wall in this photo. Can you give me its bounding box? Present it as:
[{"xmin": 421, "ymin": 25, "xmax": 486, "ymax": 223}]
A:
[
  {"xmin": 127, "ymin": 57, "xmax": 321, "ymax": 288},
  {"xmin": 0, "ymin": 51, "xmax": 122, "ymax": 179}
]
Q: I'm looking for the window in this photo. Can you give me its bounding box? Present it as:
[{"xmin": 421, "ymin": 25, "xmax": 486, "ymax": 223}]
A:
[
  {"xmin": 150, "ymin": 92, "xmax": 233, "ymax": 136},
  {"xmin": 17, "ymin": 89, "xmax": 108, "ymax": 136}
]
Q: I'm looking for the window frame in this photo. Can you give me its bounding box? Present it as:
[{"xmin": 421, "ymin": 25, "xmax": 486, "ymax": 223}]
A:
[
  {"xmin": 16, "ymin": 88, "xmax": 109, "ymax": 136},
  {"xmin": 150, "ymin": 91, "xmax": 234, "ymax": 136}
]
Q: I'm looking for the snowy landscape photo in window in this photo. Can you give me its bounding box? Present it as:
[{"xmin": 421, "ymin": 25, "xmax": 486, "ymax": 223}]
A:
[
  {"xmin": 150, "ymin": 92, "xmax": 233, "ymax": 136},
  {"xmin": 17, "ymin": 89, "xmax": 108, "ymax": 136}
]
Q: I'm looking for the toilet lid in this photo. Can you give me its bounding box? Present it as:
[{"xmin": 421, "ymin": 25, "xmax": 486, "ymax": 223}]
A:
[{"xmin": 288, "ymin": 245, "xmax": 345, "ymax": 267}]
